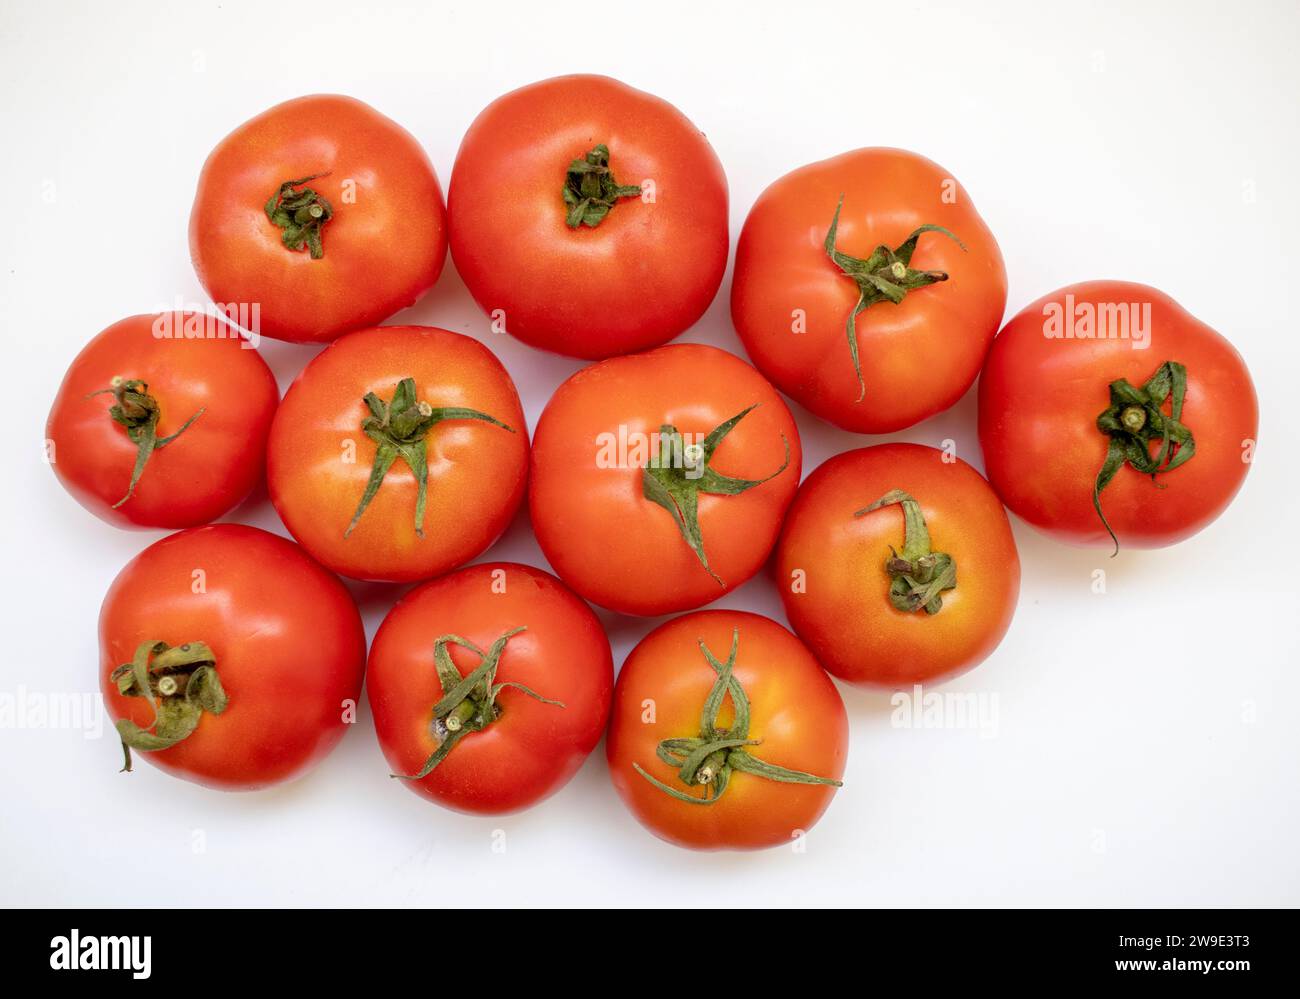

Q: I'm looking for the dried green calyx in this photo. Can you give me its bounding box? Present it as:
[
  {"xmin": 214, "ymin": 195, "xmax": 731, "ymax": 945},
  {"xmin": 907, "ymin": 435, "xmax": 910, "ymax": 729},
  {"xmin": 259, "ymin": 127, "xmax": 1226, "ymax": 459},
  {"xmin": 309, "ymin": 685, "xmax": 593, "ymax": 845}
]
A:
[
  {"xmin": 563, "ymin": 144, "xmax": 643, "ymax": 228},
  {"xmin": 633, "ymin": 628, "xmax": 842, "ymax": 805},
  {"xmin": 394, "ymin": 628, "xmax": 564, "ymax": 780},
  {"xmin": 265, "ymin": 174, "xmax": 333, "ymax": 258},
  {"xmin": 641, "ymin": 406, "xmax": 789, "ymax": 586},
  {"xmin": 346, "ymin": 377, "xmax": 514, "ymax": 539},
  {"xmin": 855, "ymin": 489, "xmax": 956, "ymax": 614},
  {"xmin": 1093, "ymin": 360, "xmax": 1196, "ymax": 555},
  {"xmin": 824, "ymin": 195, "xmax": 965, "ymax": 400},
  {"xmin": 87, "ymin": 377, "xmax": 204, "ymax": 508},
  {"xmin": 111, "ymin": 640, "xmax": 227, "ymax": 773}
]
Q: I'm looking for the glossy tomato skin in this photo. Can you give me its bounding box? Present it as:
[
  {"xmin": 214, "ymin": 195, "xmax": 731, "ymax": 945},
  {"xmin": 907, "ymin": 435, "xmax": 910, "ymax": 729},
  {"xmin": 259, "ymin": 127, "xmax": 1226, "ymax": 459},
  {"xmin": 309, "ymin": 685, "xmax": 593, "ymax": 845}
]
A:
[
  {"xmin": 46, "ymin": 313, "xmax": 278, "ymax": 530},
  {"xmin": 267, "ymin": 326, "xmax": 528, "ymax": 583},
  {"xmin": 978, "ymin": 281, "xmax": 1258, "ymax": 548},
  {"xmin": 99, "ymin": 525, "xmax": 366, "ymax": 790},
  {"xmin": 732, "ymin": 148, "xmax": 1007, "ymax": 433},
  {"xmin": 367, "ymin": 562, "xmax": 613, "ymax": 815},
  {"xmin": 529, "ymin": 344, "xmax": 801, "ymax": 616},
  {"xmin": 189, "ymin": 95, "xmax": 446, "ymax": 344},
  {"xmin": 607, "ymin": 610, "xmax": 847, "ymax": 850},
  {"xmin": 449, "ymin": 75, "xmax": 728, "ymax": 359},
  {"xmin": 776, "ymin": 444, "xmax": 1018, "ymax": 687}
]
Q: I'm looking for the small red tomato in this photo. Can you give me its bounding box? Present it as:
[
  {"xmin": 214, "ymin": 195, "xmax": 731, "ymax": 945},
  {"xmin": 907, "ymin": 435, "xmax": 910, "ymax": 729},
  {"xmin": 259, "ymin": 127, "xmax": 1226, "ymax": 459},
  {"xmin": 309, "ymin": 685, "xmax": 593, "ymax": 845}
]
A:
[
  {"xmin": 776, "ymin": 443, "xmax": 1019, "ymax": 687},
  {"xmin": 367, "ymin": 562, "xmax": 613, "ymax": 815},
  {"xmin": 978, "ymin": 281, "xmax": 1258, "ymax": 550},
  {"xmin": 267, "ymin": 326, "xmax": 528, "ymax": 583},
  {"xmin": 529, "ymin": 344, "xmax": 801, "ymax": 616},
  {"xmin": 46, "ymin": 313, "xmax": 278, "ymax": 529},
  {"xmin": 100, "ymin": 525, "xmax": 366, "ymax": 790},
  {"xmin": 190, "ymin": 94, "xmax": 446, "ymax": 343},
  {"xmin": 607, "ymin": 610, "xmax": 847, "ymax": 851},
  {"xmin": 449, "ymin": 75, "xmax": 729, "ymax": 359},
  {"xmin": 732, "ymin": 148, "xmax": 1007, "ymax": 433}
]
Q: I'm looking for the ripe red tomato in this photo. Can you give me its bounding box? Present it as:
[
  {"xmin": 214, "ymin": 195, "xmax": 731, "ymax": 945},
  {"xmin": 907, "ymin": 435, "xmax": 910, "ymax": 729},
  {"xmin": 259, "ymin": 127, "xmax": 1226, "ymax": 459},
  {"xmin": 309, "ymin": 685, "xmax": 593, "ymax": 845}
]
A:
[
  {"xmin": 267, "ymin": 326, "xmax": 527, "ymax": 583},
  {"xmin": 189, "ymin": 94, "xmax": 446, "ymax": 344},
  {"xmin": 731, "ymin": 147, "xmax": 1007, "ymax": 433},
  {"xmin": 46, "ymin": 313, "xmax": 278, "ymax": 529},
  {"xmin": 776, "ymin": 444, "xmax": 1019, "ymax": 687},
  {"xmin": 448, "ymin": 75, "xmax": 728, "ymax": 359},
  {"xmin": 607, "ymin": 610, "xmax": 847, "ymax": 850},
  {"xmin": 100, "ymin": 524, "xmax": 366, "ymax": 790},
  {"xmin": 367, "ymin": 562, "xmax": 613, "ymax": 815},
  {"xmin": 529, "ymin": 344, "xmax": 801, "ymax": 616},
  {"xmin": 978, "ymin": 281, "xmax": 1258, "ymax": 550}
]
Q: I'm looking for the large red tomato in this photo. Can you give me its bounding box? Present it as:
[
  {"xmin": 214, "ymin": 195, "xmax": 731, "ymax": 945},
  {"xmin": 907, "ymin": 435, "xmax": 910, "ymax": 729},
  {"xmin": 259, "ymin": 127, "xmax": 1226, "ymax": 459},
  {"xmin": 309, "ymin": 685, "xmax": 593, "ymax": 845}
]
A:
[
  {"xmin": 190, "ymin": 94, "xmax": 446, "ymax": 343},
  {"xmin": 46, "ymin": 313, "xmax": 278, "ymax": 529},
  {"xmin": 367, "ymin": 562, "xmax": 613, "ymax": 815},
  {"xmin": 100, "ymin": 525, "xmax": 366, "ymax": 790},
  {"xmin": 776, "ymin": 444, "xmax": 1019, "ymax": 687},
  {"xmin": 448, "ymin": 75, "xmax": 728, "ymax": 359},
  {"xmin": 607, "ymin": 610, "xmax": 847, "ymax": 851},
  {"xmin": 529, "ymin": 344, "xmax": 801, "ymax": 616},
  {"xmin": 732, "ymin": 148, "xmax": 1007, "ymax": 433},
  {"xmin": 978, "ymin": 281, "xmax": 1258, "ymax": 550},
  {"xmin": 267, "ymin": 326, "xmax": 527, "ymax": 583}
]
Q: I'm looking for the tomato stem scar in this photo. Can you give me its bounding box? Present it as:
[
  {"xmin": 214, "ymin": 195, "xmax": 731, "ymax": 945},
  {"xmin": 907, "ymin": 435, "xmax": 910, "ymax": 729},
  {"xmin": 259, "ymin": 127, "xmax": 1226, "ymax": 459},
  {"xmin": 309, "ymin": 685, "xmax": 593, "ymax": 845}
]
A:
[
  {"xmin": 562, "ymin": 144, "xmax": 642, "ymax": 228},
  {"xmin": 110, "ymin": 640, "xmax": 227, "ymax": 773},
  {"xmin": 823, "ymin": 195, "xmax": 965, "ymax": 402},
  {"xmin": 632, "ymin": 628, "xmax": 842, "ymax": 805},
  {"xmin": 345, "ymin": 377, "xmax": 514, "ymax": 540},
  {"xmin": 1093, "ymin": 360, "xmax": 1196, "ymax": 556},
  {"xmin": 264, "ymin": 174, "xmax": 334, "ymax": 258},
  {"xmin": 855, "ymin": 490, "xmax": 957, "ymax": 615},
  {"xmin": 393, "ymin": 628, "xmax": 565, "ymax": 780},
  {"xmin": 85, "ymin": 378, "xmax": 205, "ymax": 508},
  {"xmin": 641, "ymin": 406, "xmax": 790, "ymax": 587}
]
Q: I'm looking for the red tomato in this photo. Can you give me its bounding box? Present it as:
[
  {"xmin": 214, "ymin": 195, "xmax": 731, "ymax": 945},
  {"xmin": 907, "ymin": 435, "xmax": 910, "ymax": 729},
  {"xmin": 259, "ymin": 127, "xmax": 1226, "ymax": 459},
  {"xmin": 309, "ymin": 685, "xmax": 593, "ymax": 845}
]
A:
[
  {"xmin": 448, "ymin": 75, "xmax": 728, "ymax": 359},
  {"xmin": 367, "ymin": 562, "xmax": 613, "ymax": 815},
  {"xmin": 978, "ymin": 281, "xmax": 1258, "ymax": 550},
  {"xmin": 267, "ymin": 326, "xmax": 528, "ymax": 583},
  {"xmin": 776, "ymin": 444, "xmax": 1018, "ymax": 687},
  {"xmin": 732, "ymin": 148, "xmax": 1007, "ymax": 433},
  {"xmin": 189, "ymin": 95, "xmax": 446, "ymax": 344},
  {"xmin": 46, "ymin": 313, "xmax": 278, "ymax": 529},
  {"xmin": 607, "ymin": 610, "xmax": 847, "ymax": 851},
  {"xmin": 100, "ymin": 525, "xmax": 366, "ymax": 790},
  {"xmin": 529, "ymin": 344, "xmax": 801, "ymax": 616}
]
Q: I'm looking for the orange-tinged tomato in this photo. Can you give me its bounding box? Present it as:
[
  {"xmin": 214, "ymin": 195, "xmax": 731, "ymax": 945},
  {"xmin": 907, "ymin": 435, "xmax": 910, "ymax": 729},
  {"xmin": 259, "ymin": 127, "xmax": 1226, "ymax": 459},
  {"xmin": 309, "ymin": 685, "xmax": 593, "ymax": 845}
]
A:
[
  {"xmin": 607, "ymin": 610, "xmax": 847, "ymax": 851},
  {"xmin": 100, "ymin": 525, "xmax": 366, "ymax": 790},
  {"xmin": 46, "ymin": 313, "xmax": 278, "ymax": 530},
  {"xmin": 368, "ymin": 562, "xmax": 613, "ymax": 815},
  {"xmin": 979, "ymin": 281, "xmax": 1258, "ymax": 550},
  {"xmin": 776, "ymin": 443, "xmax": 1019, "ymax": 687},
  {"xmin": 267, "ymin": 326, "xmax": 527, "ymax": 583},
  {"xmin": 189, "ymin": 94, "xmax": 446, "ymax": 344},
  {"xmin": 529, "ymin": 344, "xmax": 801, "ymax": 616},
  {"xmin": 732, "ymin": 148, "xmax": 1007, "ymax": 433},
  {"xmin": 449, "ymin": 75, "xmax": 728, "ymax": 359}
]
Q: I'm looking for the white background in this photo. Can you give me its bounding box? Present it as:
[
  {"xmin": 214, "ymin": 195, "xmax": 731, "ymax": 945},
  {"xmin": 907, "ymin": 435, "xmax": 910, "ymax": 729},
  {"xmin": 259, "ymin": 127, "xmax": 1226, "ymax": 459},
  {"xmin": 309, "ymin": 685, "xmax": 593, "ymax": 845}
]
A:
[{"xmin": 3, "ymin": 0, "xmax": 1297, "ymax": 907}]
